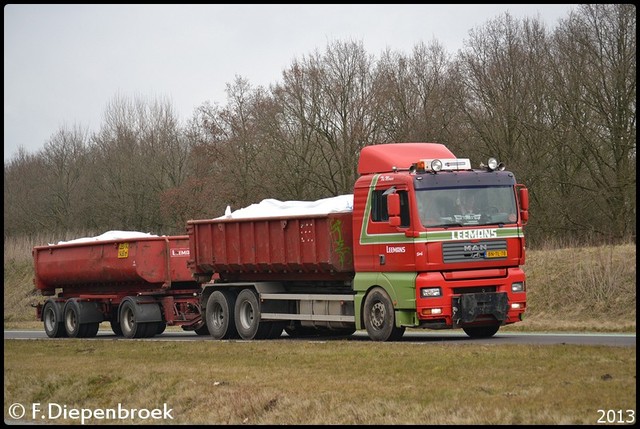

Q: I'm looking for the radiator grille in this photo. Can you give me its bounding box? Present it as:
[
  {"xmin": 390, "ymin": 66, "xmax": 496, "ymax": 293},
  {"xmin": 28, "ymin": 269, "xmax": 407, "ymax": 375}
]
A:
[{"xmin": 442, "ymin": 240, "xmax": 507, "ymax": 263}]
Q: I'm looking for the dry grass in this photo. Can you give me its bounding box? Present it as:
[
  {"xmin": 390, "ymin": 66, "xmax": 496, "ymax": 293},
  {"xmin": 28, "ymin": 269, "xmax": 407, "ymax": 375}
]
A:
[{"xmin": 3, "ymin": 339, "xmax": 636, "ymax": 425}]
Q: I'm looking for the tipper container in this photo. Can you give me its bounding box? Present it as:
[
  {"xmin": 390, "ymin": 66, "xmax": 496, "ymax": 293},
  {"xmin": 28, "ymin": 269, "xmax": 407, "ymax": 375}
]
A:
[
  {"xmin": 187, "ymin": 212, "xmax": 355, "ymax": 282},
  {"xmin": 33, "ymin": 235, "xmax": 196, "ymax": 295}
]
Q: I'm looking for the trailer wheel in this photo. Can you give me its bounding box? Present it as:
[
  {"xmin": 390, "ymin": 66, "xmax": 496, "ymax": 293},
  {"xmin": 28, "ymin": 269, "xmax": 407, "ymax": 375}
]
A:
[
  {"xmin": 155, "ymin": 322, "xmax": 167, "ymax": 335},
  {"xmin": 110, "ymin": 320, "xmax": 123, "ymax": 336},
  {"xmin": 234, "ymin": 289, "xmax": 271, "ymax": 340},
  {"xmin": 206, "ymin": 290, "xmax": 238, "ymax": 339},
  {"xmin": 363, "ymin": 287, "xmax": 405, "ymax": 341},
  {"xmin": 463, "ymin": 324, "xmax": 500, "ymax": 338},
  {"xmin": 42, "ymin": 300, "xmax": 67, "ymax": 338},
  {"xmin": 119, "ymin": 300, "xmax": 154, "ymax": 338},
  {"xmin": 63, "ymin": 300, "xmax": 99, "ymax": 338}
]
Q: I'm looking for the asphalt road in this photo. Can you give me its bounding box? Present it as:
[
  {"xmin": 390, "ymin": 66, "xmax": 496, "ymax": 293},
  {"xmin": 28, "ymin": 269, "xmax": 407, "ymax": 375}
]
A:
[{"xmin": 4, "ymin": 329, "xmax": 635, "ymax": 347}]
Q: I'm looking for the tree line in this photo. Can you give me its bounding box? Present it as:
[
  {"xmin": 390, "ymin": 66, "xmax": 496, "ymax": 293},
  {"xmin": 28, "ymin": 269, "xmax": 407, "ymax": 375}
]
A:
[{"xmin": 4, "ymin": 5, "xmax": 636, "ymax": 248}]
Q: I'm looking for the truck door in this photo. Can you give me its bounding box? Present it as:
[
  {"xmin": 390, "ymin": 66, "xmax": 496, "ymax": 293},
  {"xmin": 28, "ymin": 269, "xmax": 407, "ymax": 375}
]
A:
[{"xmin": 366, "ymin": 185, "xmax": 415, "ymax": 271}]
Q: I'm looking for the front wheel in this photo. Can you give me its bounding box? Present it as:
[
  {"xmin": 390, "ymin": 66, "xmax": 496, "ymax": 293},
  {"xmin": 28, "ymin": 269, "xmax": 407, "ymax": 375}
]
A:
[
  {"xmin": 463, "ymin": 325, "xmax": 500, "ymax": 338},
  {"xmin": 363, "ymin": 287, "xmax": 405, "ymax": 341}
]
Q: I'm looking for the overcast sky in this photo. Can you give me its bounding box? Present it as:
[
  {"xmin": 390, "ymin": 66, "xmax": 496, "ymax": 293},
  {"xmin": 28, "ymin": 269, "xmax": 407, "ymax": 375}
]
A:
[{"xmin": 3, "ymin": 4, "xmax": 576, "ymax": 161}]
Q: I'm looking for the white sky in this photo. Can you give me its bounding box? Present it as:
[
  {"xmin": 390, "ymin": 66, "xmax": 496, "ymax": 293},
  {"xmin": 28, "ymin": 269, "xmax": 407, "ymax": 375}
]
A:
[{"xmin": 3, "ymin": 4, "xmax": 576, "ymax": 161}]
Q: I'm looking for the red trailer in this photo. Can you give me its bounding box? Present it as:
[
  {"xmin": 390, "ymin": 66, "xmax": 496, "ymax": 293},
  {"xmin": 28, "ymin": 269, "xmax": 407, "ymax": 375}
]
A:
[{"xmin": 34, "ymin": 235, "xmax": 204, "ymax": 338}]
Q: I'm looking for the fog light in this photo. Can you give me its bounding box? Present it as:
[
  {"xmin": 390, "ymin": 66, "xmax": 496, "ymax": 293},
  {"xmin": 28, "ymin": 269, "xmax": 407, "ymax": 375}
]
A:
[{"xmin": 421, "ymin": 308, "xmax": 443, "ymax": 316}]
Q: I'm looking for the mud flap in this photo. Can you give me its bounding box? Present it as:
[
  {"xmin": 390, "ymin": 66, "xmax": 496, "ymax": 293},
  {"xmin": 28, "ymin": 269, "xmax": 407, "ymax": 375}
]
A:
[{"xmin": 452, "ymin": 292, "xmax": 508, "ymax": 324}]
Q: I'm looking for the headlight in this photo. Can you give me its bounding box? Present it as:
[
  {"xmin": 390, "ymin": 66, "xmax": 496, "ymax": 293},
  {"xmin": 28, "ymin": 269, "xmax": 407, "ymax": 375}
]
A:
[
  {"xmin": 421, "ymin": 287, "xmax": 441, "ymax": 298},
  {"xmin": 512, "ymin": 282, "xmax": 525, "ymax": 292}
]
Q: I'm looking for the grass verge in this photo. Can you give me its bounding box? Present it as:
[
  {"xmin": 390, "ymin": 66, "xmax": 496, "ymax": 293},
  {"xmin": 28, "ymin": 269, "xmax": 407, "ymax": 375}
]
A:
[{"xmin": 3, "ymin": 339, "xmax": 636, "ymax": 425}]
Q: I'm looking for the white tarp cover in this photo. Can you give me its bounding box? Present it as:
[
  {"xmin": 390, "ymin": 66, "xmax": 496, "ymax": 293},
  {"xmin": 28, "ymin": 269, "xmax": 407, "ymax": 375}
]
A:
[
  {"xmin": 217, "ymin": 194, "xmax": 354, "ymax": 219},
  {"xmin": 55, "ymin": 230, "xmax": 158, "ymax": 245}
]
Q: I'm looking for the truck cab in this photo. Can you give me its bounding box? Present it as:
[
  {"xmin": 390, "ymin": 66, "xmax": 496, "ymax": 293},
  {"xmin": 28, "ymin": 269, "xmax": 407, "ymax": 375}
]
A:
[{"xmin": 351, "ymin": 143, "xmax": 529, "ymax": 339}]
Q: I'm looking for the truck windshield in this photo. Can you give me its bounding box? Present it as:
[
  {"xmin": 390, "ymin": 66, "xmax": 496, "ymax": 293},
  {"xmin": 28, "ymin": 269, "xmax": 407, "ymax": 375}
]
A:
[{"xmin": 416, "ymin": 186, "xmax": 517, "ymax": 227}]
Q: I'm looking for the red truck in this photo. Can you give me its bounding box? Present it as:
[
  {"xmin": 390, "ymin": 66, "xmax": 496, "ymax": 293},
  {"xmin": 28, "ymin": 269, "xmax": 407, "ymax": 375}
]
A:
[{"xmin": 34, "ymin": 142, "xmax": 529, "ymax": 341}]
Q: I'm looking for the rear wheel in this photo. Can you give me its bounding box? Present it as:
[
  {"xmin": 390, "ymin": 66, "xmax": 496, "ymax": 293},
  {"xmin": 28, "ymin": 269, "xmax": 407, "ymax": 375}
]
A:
[
  {"xmin": 206, "ymin": 290, "xmax": 238, "ymax": 339},
  {"xmin": 234, "ymin": 289, "xmax": 271, "ymax": 340},
  {"xmin": 42, "ymin": 300, "xmax": 66, "ymax": 338},
  {"xmin": 363, "ymin": 287, "xmax": 405, "ymax": 341},
  {"xmin": 463, "ymin": 325, "xmax": 500, "ymax": 338}
]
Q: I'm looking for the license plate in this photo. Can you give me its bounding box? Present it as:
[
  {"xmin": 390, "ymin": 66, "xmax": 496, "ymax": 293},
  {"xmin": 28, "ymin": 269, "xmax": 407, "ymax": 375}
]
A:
[{"xmin": 485, "ymin": 249, "xmax": 507, "ymax": 258}]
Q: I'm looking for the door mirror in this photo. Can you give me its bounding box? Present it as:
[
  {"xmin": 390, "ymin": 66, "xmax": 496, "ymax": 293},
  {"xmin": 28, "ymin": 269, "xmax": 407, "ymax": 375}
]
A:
[
  {"xmin": 518, "ymin": 186, "xmax": 529, "ymax": 224},
  {"xmin": 387, "ymin": 193, "xmax": 400, "ymax": 216},
  {"xmin": 387, "ymin": 193, "xmax": 401, "ymax": 226}
]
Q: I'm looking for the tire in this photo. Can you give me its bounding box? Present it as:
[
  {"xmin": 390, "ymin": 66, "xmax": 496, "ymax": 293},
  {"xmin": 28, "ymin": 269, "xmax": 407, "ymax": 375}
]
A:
[
  {"xmin": 110, "ymin": 320, "xmax": 123, "ymax": 336},
  {"xmin": 234, "ymin": 289, "xmax": 271, "ymax": 340},
  {"xmin": 205, "ymin": 290, "xmax": 238, "ymax": 339},
  {"xmin": 363, "ymin": 287, "xmax": 405, "ymax": 341},
  {"xmin": 155, "ymin": 321, "xmax": 167, "ymax": 335},
  {"xmin": 63, "ymin": 300, "xmax": 99, "ymax": 338},
  {"xmin": 194, "ymin": 323, "xmax": 209, "ymax": 335},
  {"xmin": 80, "ymin": 323, "xmax": 100, "ymax": 338},
  {"xmin": 463, "ymin": 325, "xmax": 500, "ymax": 339},
  {"xmin": 42, "ymin": 300, "xmax": 66, "ymax": 338},
  {"xmin": 119, "ymin": 299, "xmax": 154, "ymax": 339}
]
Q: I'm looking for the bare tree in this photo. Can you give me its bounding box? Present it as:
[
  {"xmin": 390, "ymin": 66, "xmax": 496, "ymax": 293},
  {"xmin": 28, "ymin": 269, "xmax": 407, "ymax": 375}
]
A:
[
  {"xmin": 40, "ymin": 124, "xmax": 91, "ymax": 231},
  {"xmin": 269, "ymin": 40, "xmax": 383, "ymax": 197},
  {"xmin": 548, "ymin": 4, "xmax": 636, "ymax": 242},
  {"xmin": 453, "ymin": 13, "xmax": 562, "ymax": 245},
  {"xmin": 375, "ymin": 41, "xmax": 460, "ymax": 148},
  {"xmin": 4, "ymin": 148, "xmax": 49, "ymax": 236},
  {"xmin": 88, "ymin": 94, "xmax": 186, "ymax": 233}
]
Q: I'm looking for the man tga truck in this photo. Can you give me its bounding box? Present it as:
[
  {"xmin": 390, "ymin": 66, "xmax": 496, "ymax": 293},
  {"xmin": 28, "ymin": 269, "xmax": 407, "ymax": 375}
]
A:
[{"xmin": 188, "ymin": 142, "xmax": 529, "ymax": 341}]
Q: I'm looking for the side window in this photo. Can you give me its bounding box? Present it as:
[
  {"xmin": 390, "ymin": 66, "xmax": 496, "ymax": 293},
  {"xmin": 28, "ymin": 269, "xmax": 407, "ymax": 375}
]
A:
[{"xmin": 371, "ymin": 189, "xmax": 410, "ymax": 227}]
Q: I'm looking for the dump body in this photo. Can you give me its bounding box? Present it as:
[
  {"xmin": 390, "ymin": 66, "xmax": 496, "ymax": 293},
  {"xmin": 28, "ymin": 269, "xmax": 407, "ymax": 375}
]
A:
[
  {"xmin": 33, "ymin": 235, "xmax": 197, "ymax": 296},
  {"xmin": 187, "ymin": 212, "xmax": 355, "ymax": 282}
]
